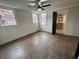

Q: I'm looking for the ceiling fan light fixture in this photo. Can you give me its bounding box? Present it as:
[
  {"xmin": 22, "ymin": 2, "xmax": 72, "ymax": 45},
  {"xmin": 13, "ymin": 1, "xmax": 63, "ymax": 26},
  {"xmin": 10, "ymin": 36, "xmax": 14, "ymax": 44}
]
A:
[
  {"xmin": 37, "ymin": 8, "xmax": 42, "ymax": 11},
  {"xmin": 39, "ymin": 2, "xmax": 41, "ymax": 5}
]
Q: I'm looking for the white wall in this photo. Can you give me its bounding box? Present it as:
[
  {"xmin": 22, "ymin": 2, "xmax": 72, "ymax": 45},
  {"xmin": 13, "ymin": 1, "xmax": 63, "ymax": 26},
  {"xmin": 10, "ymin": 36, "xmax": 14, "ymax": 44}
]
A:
[
  {"xmin": 0, "ymin": 9, "xmax": 39, "ymax": 45},
  {"xmin": 65, "ymin": 6, "xmax": 79, "ymax": 37}
]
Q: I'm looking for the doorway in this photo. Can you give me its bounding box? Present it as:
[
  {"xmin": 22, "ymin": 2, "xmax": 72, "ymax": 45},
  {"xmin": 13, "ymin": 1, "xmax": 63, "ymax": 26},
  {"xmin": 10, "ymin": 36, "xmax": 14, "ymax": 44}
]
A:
[
  {"xmin": 56, "ymin": 13, "xmax": 65, "ymax": 34},
  {"xmin": 52, "ymin": 10, "xmax": 68, "ymax": 34}
]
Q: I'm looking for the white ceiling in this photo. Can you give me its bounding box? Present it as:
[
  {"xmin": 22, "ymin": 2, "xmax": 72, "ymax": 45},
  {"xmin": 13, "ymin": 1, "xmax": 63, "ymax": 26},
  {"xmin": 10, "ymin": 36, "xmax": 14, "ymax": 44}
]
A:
[{"xmin": 0, "ymin": 0, "xmax": 79, "ymax": 11}]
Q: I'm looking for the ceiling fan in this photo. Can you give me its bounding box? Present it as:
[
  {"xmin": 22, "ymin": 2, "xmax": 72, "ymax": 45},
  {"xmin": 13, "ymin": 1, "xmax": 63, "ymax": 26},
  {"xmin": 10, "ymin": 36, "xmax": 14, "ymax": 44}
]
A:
[{"xmin": 26, "ymin": 0, "xmax": 51, "ymax": 10}]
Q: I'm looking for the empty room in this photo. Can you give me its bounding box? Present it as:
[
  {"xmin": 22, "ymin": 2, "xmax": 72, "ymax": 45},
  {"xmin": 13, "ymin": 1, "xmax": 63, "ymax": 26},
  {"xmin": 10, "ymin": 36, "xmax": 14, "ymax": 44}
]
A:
[{"xmin": 0, "ymin": 0, "xmax": 79, "ymax": 59}]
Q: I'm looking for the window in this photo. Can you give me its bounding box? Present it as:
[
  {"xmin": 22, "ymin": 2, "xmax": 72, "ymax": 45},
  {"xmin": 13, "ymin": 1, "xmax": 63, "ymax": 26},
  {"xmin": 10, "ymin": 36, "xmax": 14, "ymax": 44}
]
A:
[
  {"xmin": 32, "ymin": 13, "xmax": 38, "ymax": 24},
  {"xmin": 0, "ymin": 9, "xmax": 16, "ymax": 26},
  {"xmin": 40, "ymin": 13, "xmax": 46, "ymax": 25}
]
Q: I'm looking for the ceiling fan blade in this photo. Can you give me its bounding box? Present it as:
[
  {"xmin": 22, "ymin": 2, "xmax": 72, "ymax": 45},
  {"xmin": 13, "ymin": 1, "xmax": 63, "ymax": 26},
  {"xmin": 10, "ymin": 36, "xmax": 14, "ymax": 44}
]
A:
[
  {"xmin": 42, "ymin": 4, "xmax": 51, "ymax": 7},
  {"xmin": 28, "ymin": 4, "xmax": 36, "ymax": 7},
  {"xmin": 41, "ymin": 1, "xmax": 49, "ymax": 4},
  {"xmin": 40, "ymin": 7, "xmax": 45, "ymax": 10},
  {"xmin": 35, "ymin": 7, "xmax": 38, "ymax": 10},
  {"xmin": 36, "ymin": 0, "xmax": 41, "ymax": 2}
]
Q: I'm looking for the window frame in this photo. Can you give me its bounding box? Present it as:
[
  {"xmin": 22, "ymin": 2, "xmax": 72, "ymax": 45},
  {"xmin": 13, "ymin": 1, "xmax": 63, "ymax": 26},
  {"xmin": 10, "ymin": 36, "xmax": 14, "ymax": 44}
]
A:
[
  {"xmin": 32, "ymin": 13, "xmax": 39, "ymax": 24},
  {"xmin": 0, "ymin": 8, "xmax": 17, "ymax": 27},
  {"xmin": 40, "ymin": 12, "xmax": 47, "ymax": 25}
]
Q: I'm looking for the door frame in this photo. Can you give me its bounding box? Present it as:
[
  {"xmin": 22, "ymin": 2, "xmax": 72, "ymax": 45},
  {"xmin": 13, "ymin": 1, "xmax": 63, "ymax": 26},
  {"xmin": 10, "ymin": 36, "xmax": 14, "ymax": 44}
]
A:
[{"xmin": 52, "ymin": 12, "xmax": 57, "ymax": 34}]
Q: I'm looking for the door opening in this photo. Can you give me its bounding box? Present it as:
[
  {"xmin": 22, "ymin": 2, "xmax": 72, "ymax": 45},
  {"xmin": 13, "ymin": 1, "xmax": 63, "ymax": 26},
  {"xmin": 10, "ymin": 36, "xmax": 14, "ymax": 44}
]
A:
[{"xmin": 52, "ymin": 10, "xmax": 68, "ymax": 35}]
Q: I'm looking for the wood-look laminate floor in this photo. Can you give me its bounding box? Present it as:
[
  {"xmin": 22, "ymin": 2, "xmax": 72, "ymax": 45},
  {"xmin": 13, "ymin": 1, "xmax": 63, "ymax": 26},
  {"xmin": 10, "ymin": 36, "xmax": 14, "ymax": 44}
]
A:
[{"xmin": 0, "ymin": 32, "xmax": 79, "ymax": 59}]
